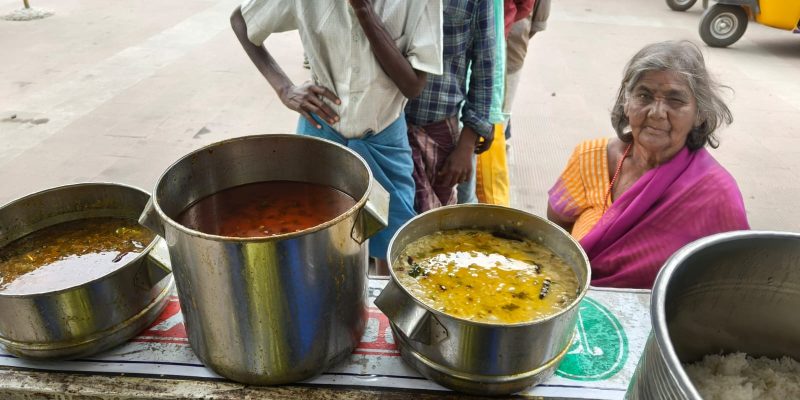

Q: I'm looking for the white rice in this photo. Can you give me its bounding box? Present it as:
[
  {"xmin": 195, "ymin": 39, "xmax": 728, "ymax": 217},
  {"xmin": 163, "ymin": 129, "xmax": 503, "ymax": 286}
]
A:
[{"xmin": 684, "ymin": 352, "xmax": 800, "ymax": 400}]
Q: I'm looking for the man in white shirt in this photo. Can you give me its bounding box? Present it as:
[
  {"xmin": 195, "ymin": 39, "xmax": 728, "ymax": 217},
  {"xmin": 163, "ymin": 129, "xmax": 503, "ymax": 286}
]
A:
[{"xmin": 231, "ymin": 0, "xmax": 443, "ymax": 271}]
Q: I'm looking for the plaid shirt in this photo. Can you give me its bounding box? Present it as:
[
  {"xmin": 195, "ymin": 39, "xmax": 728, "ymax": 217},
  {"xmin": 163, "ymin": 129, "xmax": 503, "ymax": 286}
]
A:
[{"xmin": 405, "ymin": 0, "xmax": 496, "ymax": 139}]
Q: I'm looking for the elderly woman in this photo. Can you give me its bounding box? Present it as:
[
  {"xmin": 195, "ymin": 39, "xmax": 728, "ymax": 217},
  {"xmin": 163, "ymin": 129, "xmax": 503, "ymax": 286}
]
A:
[{"xmin": 547, "ymin": 41, "xmax": 749, "ymax": 289}]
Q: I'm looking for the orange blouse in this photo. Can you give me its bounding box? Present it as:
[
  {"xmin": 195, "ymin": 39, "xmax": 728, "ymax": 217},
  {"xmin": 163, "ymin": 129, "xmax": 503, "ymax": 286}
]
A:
[{"xmin": 547, "ymin": 138, "xmax": 612, "ymax": 240}]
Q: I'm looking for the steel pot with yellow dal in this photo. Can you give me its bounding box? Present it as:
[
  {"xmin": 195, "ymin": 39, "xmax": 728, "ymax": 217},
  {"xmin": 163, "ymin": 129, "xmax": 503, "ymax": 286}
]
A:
[
  {"xmin": 0, "ymin": 183, "xmax": 174, "ymax": 359},
  {"xmin": 375, "ymin": 205, "xmax": 590, "ymax": 395}
]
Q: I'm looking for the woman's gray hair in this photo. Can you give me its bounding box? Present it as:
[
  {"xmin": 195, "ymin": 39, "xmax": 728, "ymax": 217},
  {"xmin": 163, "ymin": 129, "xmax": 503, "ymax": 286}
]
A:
[{"xmin": 610, "ymin": 41, "xmax": 733, "ymax": 150}]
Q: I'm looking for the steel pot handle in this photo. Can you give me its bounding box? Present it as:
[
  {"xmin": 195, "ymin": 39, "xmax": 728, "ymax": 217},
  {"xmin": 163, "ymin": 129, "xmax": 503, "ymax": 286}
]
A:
[
  {"xmin": 134, "ymin": 237, "xmax": 173, "ymax": 291},
  {"xmin": 351, "ymin": 179, "xmax": 390, "ymax": 244},
  {"xmin": 375, "ymin": 279, "xmax": 448, "ymax": 345},
  {"xmin": 138, "ymin": 198, "xmax": 173, "ymax": 278},
  {"xmin": 145, "ymin": 237, "xmax": 172, "ymax": 274},
  {"xmin": 139, "ymin": 197, "xmax": 166, "ymax": 238}
]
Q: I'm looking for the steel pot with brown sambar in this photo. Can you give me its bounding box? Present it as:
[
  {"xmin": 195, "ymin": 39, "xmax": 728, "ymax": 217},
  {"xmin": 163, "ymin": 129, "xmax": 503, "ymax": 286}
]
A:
[
  {"xmin": 0, "ymin": 183, "xmax": 174, "ymax": 360},
  {"xmin": 139, "ymin": 134, "xmax": 389, "ymax": 385}
]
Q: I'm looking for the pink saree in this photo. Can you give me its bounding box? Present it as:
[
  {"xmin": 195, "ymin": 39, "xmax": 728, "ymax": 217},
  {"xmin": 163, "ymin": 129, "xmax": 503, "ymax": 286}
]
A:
[{"xmin": 580, "ymin": 146, "xmax": 749, "ymax": 289}]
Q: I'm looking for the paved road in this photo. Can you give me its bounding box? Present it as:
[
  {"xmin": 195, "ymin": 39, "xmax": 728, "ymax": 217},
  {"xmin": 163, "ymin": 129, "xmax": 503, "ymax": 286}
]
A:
[{"xmin": 1, "ymin": 0, "xmax": 798, "ymax": 230}]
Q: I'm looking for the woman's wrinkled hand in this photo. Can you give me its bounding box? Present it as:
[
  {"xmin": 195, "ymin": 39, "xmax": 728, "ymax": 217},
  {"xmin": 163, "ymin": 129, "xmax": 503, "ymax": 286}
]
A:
[{"xmin": 279, "ymin": 82, "xmax": 340, "ymax": 128}]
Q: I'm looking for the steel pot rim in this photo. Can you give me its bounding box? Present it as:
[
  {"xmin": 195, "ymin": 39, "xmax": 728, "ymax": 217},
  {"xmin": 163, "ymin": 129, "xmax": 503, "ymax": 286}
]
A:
[
  {"xmin": 650, "ymin": 230, "xmax": 800, "ymax": 399},
  {"xmin": 385, "ymin": 203, "xmax": 591, "ymax": 328},
  {"xmin": 148, "ymin": 134, "xmax": 375, "ymax": 243},
  {"xmin": 0, "ymin": 182, "xmax": 160, "ymax": 299}
]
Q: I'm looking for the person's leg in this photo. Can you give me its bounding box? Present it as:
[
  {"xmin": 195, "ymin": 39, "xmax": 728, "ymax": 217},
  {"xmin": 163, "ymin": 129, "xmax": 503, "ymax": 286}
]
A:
[
  {"xmin": 505, "ymin": 17, "xmax": 532, "ymax": 78},
  {"xmin": 503, "ymin": 69, "xmax": 524, "ymax": 118},
  {"xmin": 407, "ymin": 123, "xmax": 440, "ymax": 213},
  {"xmin": 431, "ymin": 117, "xmax": 461, "ymax": 207},
  {"xmin": 502, "ymin": 17, "xmax": 532, "ymax": 163},
  {"xmin": 298, "ymin": 114, "xmax": 414, "ymax": 273},
  {"xmin": 475, "ymin": 123, "xmax": 510, "ymax": 206},
  {"xmin": 407, "ymin": 117, "xmax": 460, "ymax": 212},
  {"xmin": 503, "ymin": 69, "xmax": 520, "ymax": 161},
  {"xmin": 345, "ymin": 117, "xmax": 417, "ymax": 263},
  {"xmin": 505, "ymin": 120, "xmax": 513, "ymax": 165}
]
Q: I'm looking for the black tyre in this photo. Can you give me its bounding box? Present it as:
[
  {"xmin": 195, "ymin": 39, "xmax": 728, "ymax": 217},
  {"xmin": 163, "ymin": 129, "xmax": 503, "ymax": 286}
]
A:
[
  {"xmin": 699, "ymin": 4, "xmax": 748, "ymax": 47},
  {"xmin": 666, "ymin": 0, "xmax": 698, "ymax": 12}
]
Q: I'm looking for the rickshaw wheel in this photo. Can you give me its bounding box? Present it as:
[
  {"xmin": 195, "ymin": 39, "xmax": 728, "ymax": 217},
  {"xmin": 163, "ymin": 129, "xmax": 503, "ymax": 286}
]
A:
[
  {"xmin": 666, "ymin": 0, "xmax": 697, "ymax": 12},
  {"xmin": 699, "ymin": 4, "xmax": 748, "ymax": 47}
]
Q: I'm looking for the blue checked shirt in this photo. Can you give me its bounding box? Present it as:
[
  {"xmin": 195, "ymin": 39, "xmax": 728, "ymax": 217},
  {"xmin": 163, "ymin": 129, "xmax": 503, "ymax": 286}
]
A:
[{"xmin": 405, "ymin": 0, "xmax": 496, "ymax": 139}]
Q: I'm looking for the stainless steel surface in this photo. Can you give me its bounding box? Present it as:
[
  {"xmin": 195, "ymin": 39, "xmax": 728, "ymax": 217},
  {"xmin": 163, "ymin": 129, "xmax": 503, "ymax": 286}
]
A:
[
  {"xmin": 626, "ymin": 231, "xmax": 800, "ymax": 399},
  {"xmin": 375, "ymin": 204, "xmax": 590, "ymax": 395},
  {"xmin": 0, "ymin": 183, "xmax": 174, "ymax": 360},
  {"xmin": 139, "ymin": 134, "xmax": 388, "ymax": 385}
]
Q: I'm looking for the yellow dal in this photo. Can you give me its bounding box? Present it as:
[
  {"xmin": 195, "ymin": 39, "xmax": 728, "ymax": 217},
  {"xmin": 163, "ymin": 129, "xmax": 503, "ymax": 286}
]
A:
[{"xmin": 393, "ymin": 229, "xmax": 579, "ymax": 324}]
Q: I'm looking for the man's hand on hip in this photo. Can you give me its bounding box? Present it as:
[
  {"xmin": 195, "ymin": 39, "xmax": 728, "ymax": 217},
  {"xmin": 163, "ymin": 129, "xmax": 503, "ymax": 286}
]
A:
[{"xmin": 279, "ymin": 82, "xmax": 340, "ymax": 129}]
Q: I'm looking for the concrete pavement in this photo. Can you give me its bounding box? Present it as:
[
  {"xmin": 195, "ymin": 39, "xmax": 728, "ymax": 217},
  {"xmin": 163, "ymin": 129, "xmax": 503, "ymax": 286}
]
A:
[{"xmin": 1, "ymin": 0, "xmax": 799, "ymax": 231}]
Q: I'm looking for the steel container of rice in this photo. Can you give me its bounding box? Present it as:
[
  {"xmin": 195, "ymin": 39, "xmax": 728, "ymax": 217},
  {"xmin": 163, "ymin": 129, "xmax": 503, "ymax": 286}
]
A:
[
  {"xmin": 0, "ymin": 183, "xmax": 174, "ymax": 360},
  {"xmin": 375, "ymin": 204, "xmax": 590, "ymax": 395},
  {"xmin": 626, "ymin": 231, "xmax": 800, "ymax": 399}
]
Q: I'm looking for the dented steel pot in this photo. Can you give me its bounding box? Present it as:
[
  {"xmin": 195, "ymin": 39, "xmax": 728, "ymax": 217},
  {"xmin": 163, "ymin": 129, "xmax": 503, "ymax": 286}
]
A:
[
  {"xmin": 0, "ymin": 183, "xmax": 174, "ymax": 360},
  {"xmin": 375, "ymin": 205, "xmax": 590, "ymax": 395},
  {"xmin": 139, "ymin": 134, "xmax": 389, "ymax": 385}
]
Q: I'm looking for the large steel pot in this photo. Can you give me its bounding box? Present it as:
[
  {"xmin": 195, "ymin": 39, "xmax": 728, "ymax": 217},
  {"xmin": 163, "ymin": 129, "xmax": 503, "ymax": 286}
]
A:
[
  {"xmin": 0, "ymin": 183, "xmax": 174, "ymax": 359},
  {"xmin": 139, "ymin": 134, "xmax": 389, "ymax": 385},
  {"xmin": 375, "ymin": 204, "xmax": 590, "ymax": 395},
  {"xmin": 626, "ymin": 231, "xmax": 800, "ymax": 399}
]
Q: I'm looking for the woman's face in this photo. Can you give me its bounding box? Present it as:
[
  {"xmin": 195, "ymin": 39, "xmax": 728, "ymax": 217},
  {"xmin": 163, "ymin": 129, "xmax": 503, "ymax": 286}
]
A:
[{"xmin": 624, "ymin": 70, "xmax": 698, "ymax": 160}]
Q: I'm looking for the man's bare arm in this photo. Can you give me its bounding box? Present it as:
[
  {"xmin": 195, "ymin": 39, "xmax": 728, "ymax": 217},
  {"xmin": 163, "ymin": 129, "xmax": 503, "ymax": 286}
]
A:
[
  {"xmin": 350, "ymin": 1, "xmax": 427, "ymax": 99},
  {"xmin": 230, "ymin": 6, "xmax": 340, "ymax": 127}
]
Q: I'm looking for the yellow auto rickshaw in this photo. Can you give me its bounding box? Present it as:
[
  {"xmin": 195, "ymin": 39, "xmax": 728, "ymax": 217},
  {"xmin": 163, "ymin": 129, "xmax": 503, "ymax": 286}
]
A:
[{"xmin": 666, "ymin": 0, "xmax": 800, "ymax": 47}]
